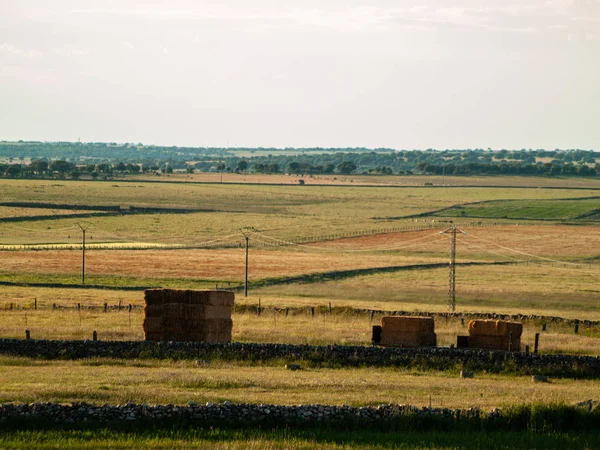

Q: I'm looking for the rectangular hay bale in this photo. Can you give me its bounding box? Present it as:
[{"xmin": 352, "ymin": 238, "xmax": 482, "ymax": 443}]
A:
[
  {"xmin": 381, "ymin": 316, "xmax": 434, "ymax": 333},
  {"xmin": 143, "ymin": 317, "xmax": 163, "ymax": 333},
  {"xmin": 469, "ymin": 334, "xmax": 521, "ymax": 352},
  {"xmin": 380, "ymin": 331, "xmax": 436, "ymax": 347},
  {"xmin": 468, "ymin": 320, "xmax": 523, "ymax": 338},
  {"xmin": 144, "ymin": 289, "xmax": 165, "ymax": 306}
]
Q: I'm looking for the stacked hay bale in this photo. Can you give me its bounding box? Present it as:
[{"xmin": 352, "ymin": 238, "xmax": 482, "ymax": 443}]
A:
[
  {"xmin": 467, "ymin": 320, "xmax": 522, "ymax": 352},
  {"xmin": 143, "ymin": 289, "xmax": 234, "ymax": 343},
  {"xmin": 379, "ymin": 316, "xmax": 436, "ymax": 347}
]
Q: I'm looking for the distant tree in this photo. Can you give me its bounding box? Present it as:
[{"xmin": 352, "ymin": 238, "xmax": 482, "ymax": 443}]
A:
[
  {"xmin": 323, "ymin": 163, "xmax": 335, "ymax": 174},
  {"xmin": 4, "ymin": 164, "xmax": 22, "ymax": 178},
  {"xmin": 49, "ymin": 160, "xmax": 73, "ymax": 174},
  {"xmin": 337, "ymin": 161, "xmax": 357, "ymax": 174},
  {"xmin": 237, "ymin": 160, "xmax": 248, "ymax": 172},
  {"xmin": 96, "ymin": 163, "xmax": 111, "ymax": 173},
  {"xmin": 31, "ymin": 160, "xmax": 48, "ymax": 174},
  {"xmin": 70, "ymin": 169, "xmax": 81, "ymax": 180},
  {"xmin": 287, "ymin": 161, "xmax": 301, "ymax": 174}
]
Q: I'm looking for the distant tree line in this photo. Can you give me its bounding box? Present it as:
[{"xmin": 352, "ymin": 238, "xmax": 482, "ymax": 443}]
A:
[{"xmin": 0, "ymin": 141, "xmax": 598, "ymax": 178}]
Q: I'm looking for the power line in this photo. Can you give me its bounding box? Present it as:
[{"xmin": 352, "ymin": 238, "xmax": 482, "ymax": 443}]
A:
[{"xmin": 464, "ymin": 231, "xmax": 590, "ymax": 268}]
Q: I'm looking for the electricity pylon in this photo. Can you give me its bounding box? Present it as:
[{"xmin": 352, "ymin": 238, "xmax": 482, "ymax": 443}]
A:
[
  {"xmin": 440, "ymin": 224, "xmax": 466, "ymax": 311},
  {"xmin": 239, "ymin": 227, "xmax": 256, "ymax": 297}
]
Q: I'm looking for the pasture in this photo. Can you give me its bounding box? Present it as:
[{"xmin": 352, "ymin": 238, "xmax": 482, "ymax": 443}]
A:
[{"xmin": 0, "ymin": 175, "xmax": 599, "ymax": 447}]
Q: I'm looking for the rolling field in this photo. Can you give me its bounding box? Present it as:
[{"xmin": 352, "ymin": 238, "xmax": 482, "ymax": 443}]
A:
[
  {"xmin": 0, "ymin": 356, "xmax": 598, "ymax": 409},
  {"xmin": 437, "ymin": 197, "xmax": 600, "ymax": 220},
  {"xmin": 0, "ymin": 175, "xmax": 599, "ymax": 448}
]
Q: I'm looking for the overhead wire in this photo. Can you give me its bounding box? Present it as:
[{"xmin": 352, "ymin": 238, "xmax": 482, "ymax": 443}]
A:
[
  {"xmin": 254, "ymin": 230, "xmax": 446, "ymax": 253},
  {"xmin": 464, "ymin": 231, "xmax": 588, "ymax": 268}
]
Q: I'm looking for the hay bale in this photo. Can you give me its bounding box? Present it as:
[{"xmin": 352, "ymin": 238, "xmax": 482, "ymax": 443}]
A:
[
  {"xmin": 496, "ymin": 321, "xmax": 523, "ymax": 338},
  {"xmin": 144, "ymin": 304, "xmax": 164, "ymax": 318},
  {"xmin": 380, "ymin": 331, "xmax": 436, "ymax": 347},
  {"xmin": 143, "ymin": 317, "xmax": 163, "ymax": 333},
  {"xmin": 197, "ymin": 319, "xmax": 234, "ymax": 335},
  {"xmin": 208, "ymin": 291, "xmax": 235, "ymax": 307},
  {"xmin": 144, "ymin": 289, "xmax": 165, "ymax": 306},
  {"xmin": 468, "ymin": 320, "xmax": 499, "ymax": 336},
  {"xmin": 203, "ymin": 305, "xmax": 232, "ymax": 320},
  {"xmin": 468, "ymin": 320, "xmax": 523, "ymax": 338},
  {"xmin": 144, "ymin": 331, "xmax": 163, "ymax": 341},
  {"xmin": 381, "ymin": 316, "xmax": 434, "ymax": 333},
  {"xmin": 142, "ymin": 289, "xmax": 234, "ymax": 343},
  {"xmin": 469, "ymin": 335, "xmax": 521, "ymax": 352}
]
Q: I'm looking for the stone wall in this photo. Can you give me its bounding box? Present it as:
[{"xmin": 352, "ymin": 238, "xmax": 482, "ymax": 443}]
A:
[
  {"xmin": 0, "ymin": 339, "xmax": 598, "ymax": 378},
  {"xmin": 0, "ymin": 401, "xmax": 597, "ymax": 432}
]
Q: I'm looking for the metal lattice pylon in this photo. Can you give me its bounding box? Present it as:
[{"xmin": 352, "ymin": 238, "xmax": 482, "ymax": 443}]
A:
[{"xmin": 440, "ymin": 225, "xmax": 466, "ymax": 311}]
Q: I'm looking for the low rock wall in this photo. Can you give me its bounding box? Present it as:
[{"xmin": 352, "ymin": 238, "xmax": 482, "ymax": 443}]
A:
[
  {"xmin": 0, "ymin": 401, "xmax": 597, "ymax": 432},
  {"xmin": 0, "ymin": 339, "xmax": 598, "ymax": 378}
]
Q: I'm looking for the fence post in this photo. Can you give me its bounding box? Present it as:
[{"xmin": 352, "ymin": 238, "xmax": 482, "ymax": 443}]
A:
[
  {"xmin": 311, "ymin": 307, "xmax": 315, "ymax": 318},
  {"xmin": 34, "ymin": 299, "xmax": 37, "ymax": 310},
  {"xmin": 25, "ymin": 330, "xmax": 30, "ymax": 340},
  {"xmin": 104, "ymin": 303, "xmax": 108, "ymax": 313},
  {"xmin": 534, "ymin": 333, "xmax": 540, "ymax": 354},
  {"xmin": 574, "ymin": 321, "xmax": 579, "ymax": 334},
  {"xmin": 93, "ymin": 330, "xmax": 97, "ymax": 341},
  {"xmin": 328, "ymin": 302, "xmax": 332, "ymax": 314},
  {"xmin": 285, "ymin": 307, "xmax": 289, "ymax": 317}
]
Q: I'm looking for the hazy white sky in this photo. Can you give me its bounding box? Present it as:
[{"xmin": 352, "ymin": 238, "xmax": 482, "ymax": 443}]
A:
[{"xmin": 1, "ymin": 0, "xmax": 599, "ymax": 149}]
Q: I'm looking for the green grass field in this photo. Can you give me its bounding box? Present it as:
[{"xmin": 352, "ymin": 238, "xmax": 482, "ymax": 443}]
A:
[
  {"xmin": 436, "ymin": 198, "xmax": 600, "ymax": 220},
  {"xmin": 2, "ymin": 428, "xmax": 598, "ymax": 449}
]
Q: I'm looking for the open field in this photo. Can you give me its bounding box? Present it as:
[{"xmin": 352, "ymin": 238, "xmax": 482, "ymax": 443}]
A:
[
  {"xmin": 1, "ymin": 175, "xmax": 599, "ymax": 448},
  {"xmin": 1, "ymin": 225, "xmax": 598, "ymax": 281},
  {"xmin": 256, "ymin": 264, "xmax": 600, "ymax": 317},
  {"xmin": 0, "ymin": 356, "xmax": 598, "ymax": 409},
  {"xmin": 1, "ymin": 179, "xmax": 599, "ymax": 245},
  {"xmin": 133, "ymin": 171, "xmax": 600, "ymax": 189},
  {"xmin": 0, "ymin": 306, "xmax": 597, "ymax": 355},
  {"xmin": 437, "ymin": 198, "xmax": 600, "ymax": 220},
  {"xmin": 2, "ymin": 429, "xmax": 599, "ymax": 449}
]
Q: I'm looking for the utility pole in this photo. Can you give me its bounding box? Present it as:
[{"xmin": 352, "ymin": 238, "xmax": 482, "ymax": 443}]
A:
[
  {"xmin": 239, "ymin": 227, "xmax": 256, "ymax": 297},
  {"xmin": 440, "ymin": 224, "xmax": 466, "ymax": 311},
  {"xmin": 76, "ymin": 222, "xmax": 92, "ymax": 284}
]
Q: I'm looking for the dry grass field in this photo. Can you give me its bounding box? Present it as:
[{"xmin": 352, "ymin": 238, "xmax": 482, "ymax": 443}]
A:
[
  {"xmin": 0, "ymin": 356, "xmax": 598, "ymax": 409},
  {"xmin": 0, "ymin": 176, "xmax": 599, "ymax": 422},
  {"xmin": 134, "ymin": 171, "xmax": 600, "ymax": 188}
]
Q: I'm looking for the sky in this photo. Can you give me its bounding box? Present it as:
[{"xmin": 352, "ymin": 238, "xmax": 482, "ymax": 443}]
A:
[{"xmin": 1, "ymin": 0, "xmax": 599, "ymax": 150}]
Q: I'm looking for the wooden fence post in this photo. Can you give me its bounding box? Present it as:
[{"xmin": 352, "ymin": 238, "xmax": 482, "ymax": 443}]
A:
[
  {"xmin": 534, "ymin": 333, "xmax": 540, "ymax": 354},
  {"xmin": 93, "ymin": 330, "xmax": 97, "ymax": 341}
]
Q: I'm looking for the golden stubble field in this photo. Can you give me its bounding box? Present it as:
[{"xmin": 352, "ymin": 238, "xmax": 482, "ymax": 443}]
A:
[{"xmin": 1, "ymin": 225, "xmax": 597, "ymax": 281}]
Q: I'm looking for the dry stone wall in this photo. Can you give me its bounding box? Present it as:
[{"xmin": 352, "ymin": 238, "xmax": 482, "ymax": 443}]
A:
[{"xmin": 0, "ymin": 339, "xmax": 598, "ymax": 378}]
